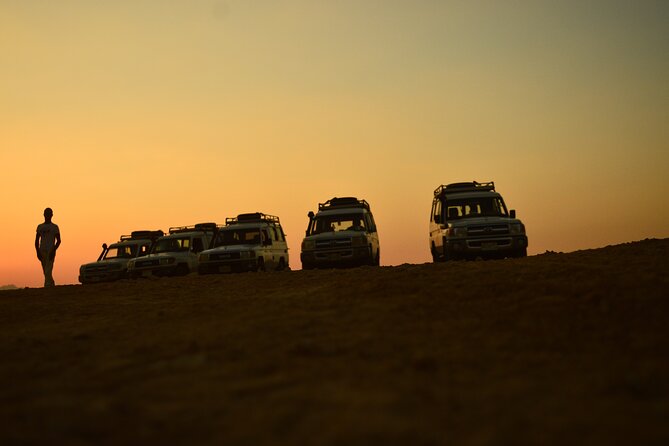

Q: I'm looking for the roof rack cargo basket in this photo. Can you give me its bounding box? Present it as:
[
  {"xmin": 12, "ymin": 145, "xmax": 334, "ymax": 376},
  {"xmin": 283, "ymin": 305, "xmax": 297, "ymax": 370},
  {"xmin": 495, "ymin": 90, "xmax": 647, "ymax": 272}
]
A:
[
  {"xmin": 434, "ymin": 181, "xmax": 495, "ymax": 197},
  {"xmin": 169, "ymin": 222, "xmax": 218, "ymax": 234},
  {"xmin": 121, "ymin": 230, "xmax": 164, "ymax": 241},
  {"xmin": 318, "ymin": 197, "xmax": 371, "ymax": 211},
  {"xmin": 225, "ymin": 212, "xmax": 280, "ymax": 225}
]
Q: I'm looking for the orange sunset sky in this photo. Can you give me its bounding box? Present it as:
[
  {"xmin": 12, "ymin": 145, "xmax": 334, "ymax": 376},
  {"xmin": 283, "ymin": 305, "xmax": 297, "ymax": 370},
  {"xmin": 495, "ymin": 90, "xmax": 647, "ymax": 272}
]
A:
[{"xmin": 1, "ymin": 1, "xmax": 668, "ymax": 288}]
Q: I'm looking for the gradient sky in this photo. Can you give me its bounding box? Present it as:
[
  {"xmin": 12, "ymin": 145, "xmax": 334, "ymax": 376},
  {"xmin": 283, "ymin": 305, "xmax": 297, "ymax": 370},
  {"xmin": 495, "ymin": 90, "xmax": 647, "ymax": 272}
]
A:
[{"xmin": 2, "ymin": 0, "xmax": 668, "ymax": 287}]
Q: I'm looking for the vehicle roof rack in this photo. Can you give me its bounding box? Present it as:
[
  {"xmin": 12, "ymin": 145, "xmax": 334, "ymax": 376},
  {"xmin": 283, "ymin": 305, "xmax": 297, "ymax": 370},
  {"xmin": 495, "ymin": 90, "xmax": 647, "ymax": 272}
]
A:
[
  {"xmin": 434, "ymin": 181, "xmax": 495, "ymax": 197},
  {"xmin": 318, "ymin": 197, "xmax": 370, "ymax": 212},
  {"xmin": 120, "ymin": 230, "xmax": 164, "ymax": 241},
  {"xmin": 225, "ymin": 212, "xmax": 280, "ymax": 226},
  {"xmin": 168, "ymin": 222, "xmax": 218, "ymax": 234}
]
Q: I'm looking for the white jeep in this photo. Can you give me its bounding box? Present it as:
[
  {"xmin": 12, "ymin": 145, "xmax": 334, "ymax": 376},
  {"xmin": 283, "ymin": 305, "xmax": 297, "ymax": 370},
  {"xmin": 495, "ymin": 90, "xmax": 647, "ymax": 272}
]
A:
[
  {"xmin": 300, "ymin": 197, "xmax": 380, "ymax": 269},
  {"xmin": 79, "ymin": 230, "xmax": 163, "ymax": 284},
  {"xmin": 198, "ymin": 213, "xmax": 289, "ymax": 274},
  {"xmin": 429, "ymin": 181, "xmax": 528, "ymax": 261},
  {"xmin": 127, "ymin": 223, "xmax": 217, "ymax": 278}
]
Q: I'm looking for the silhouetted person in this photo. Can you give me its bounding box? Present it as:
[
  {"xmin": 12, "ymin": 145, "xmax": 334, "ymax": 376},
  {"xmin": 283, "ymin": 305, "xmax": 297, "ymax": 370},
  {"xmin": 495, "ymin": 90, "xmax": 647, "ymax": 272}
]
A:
[{"xmin": 35, "ymin": 207, "xmax": 61, "ymax": 287}]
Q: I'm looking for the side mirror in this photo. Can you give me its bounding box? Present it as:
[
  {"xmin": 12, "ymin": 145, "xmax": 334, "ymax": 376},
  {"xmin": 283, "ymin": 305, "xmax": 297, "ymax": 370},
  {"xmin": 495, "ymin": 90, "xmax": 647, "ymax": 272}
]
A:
[{"xmin": 510, "ymin": 210, "xmax": 516, "ymax": 219}]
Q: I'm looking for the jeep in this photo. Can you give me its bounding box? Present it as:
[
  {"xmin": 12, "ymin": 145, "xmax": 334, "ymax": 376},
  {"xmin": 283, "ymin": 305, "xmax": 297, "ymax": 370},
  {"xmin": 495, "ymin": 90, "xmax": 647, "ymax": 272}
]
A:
[
  {"xmin": 79, "ymin": 230, "xmax": 163, "ymax": 284},
  {"xmin": 127, "ymin": 223, "xmax": 217, "ymax": 277},
  {"xmin": 429, "ymin": 181, "xmax": 528, "ymax": 261},
  {"xmin": 198, "ymin": 212, "xmax": 289, "ymax": 274},
  {"xmin": 301, "ymin": 197, "xmax": 380, "ymax": 269}
]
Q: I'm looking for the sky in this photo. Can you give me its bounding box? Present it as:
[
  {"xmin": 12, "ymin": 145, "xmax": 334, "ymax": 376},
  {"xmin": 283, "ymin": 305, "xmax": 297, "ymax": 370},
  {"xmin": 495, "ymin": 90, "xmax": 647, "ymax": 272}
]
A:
[{"xmin": 1, "ymin": 0, "xmax": 668, "ymax": 287}]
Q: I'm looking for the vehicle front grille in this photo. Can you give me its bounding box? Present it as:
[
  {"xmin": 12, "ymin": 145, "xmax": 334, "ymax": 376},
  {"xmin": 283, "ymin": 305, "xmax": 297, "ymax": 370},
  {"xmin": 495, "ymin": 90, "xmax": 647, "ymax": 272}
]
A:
[
  {"xmin": 135, "ymin": 259, "xmax": 159, "ymax": 268},
  {"xmin": 84, "ymin": 264, "xmax": 112, "ymax": 273},
  {"xmin": 467, "ymin": 224, "xmax": 509, "ymax": 236},
  {"xmin": 211, "ymin": 252, "xmax": 241, "ymax": 261},
  {"xmin": 315, "ymin": 238, "xmax": 352, "ymax": 249}
]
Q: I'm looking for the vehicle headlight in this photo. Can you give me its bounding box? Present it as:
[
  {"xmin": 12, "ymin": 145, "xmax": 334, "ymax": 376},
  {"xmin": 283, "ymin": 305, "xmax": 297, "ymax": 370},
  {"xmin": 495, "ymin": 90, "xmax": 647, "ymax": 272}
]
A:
[
  {"xmin": 351, "ymin": 235, "xmax": 367, "ymax": 247},
  {"xmin": 445, "ymin": 227, "xmax": 467, "ymax": 237},
  {"xmin": 160, "ymin": 257, "xmax": 175, "ymax": 265},
  {"xmin": 302, "ymin": 240, "xmax": 315, "ymax": 250},
  {"xmin": 510, "ymin": 223, "xmax": 525, "ymax": 234},
  {"xmin": 199, "ymin": 253, "xmax": 209, "ymax": 262}
]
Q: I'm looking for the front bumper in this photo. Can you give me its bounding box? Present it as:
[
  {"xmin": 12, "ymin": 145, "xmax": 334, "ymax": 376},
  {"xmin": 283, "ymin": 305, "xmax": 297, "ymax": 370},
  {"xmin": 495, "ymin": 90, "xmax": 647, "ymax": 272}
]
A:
[
  {"xmin": 301, "ymin": 246, "xmax": 372, "ymax": 269},
  {"xmin": 443, "ymin": 235, "xmax": 528, "ymax": 259},
  {"xmin": 198, "ymin": 258, "xmax": 259, "ymax": 274},
  {"xmin": 129, "ymin": 264, "xmax": 181, "ymax": 278},
  {"xmin": 79, "ymin": 270, "xmax": 125, "ymax": 284}
]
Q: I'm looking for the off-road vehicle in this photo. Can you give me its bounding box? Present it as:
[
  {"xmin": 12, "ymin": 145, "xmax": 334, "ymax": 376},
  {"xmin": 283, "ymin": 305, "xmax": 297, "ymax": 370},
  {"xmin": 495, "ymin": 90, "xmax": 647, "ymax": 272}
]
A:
[
  {"xmin": 301, "ymin": 197, "xmax": 380, "ymax": 269},
  {"xmin": 198, "ymin": 212, "xmax": 289, "ymax": 274},
  {"xmin": 127, "ymin": 223, "xmax": 217, "ymax": 278},
  {"xmin": 429, "ymin": 181, "xmax": 528, "ymax": 261},
  {"xmin": 78, "ymin": 230, "xmax": 163, "ymax": 284}
]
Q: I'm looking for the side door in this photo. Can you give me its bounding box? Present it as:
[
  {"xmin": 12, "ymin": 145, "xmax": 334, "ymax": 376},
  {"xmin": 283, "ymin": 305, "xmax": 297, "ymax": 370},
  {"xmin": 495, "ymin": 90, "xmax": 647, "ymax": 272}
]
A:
[
  {"xmin": 365, "ymin": 213, "xmax": 380, "ymax": 259},
  {"xmin": 430, "ymin": 198, "xmax": 444, "ymax": 252}
]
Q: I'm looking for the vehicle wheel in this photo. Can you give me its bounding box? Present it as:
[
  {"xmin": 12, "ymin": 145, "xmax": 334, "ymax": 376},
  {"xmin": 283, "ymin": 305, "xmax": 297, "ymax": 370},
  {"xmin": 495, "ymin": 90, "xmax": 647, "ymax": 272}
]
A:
[
  {"xmin": 374, "ymin": 249, "xmax": 380, "ymax": 266},
  {"xmin": 175, "ymin": 264, "xmax": 190, "ymax": 276},
  {"xmin": 431, "ymin": 243, "xmax": 442, "ymax": 263},
  {"xmin": 514, "ymin": 248, "xmax": 527, "ymax": 258},
  {"xmin": 257, "ymin": 257, "xmax": 266, "ymax": 272},
  {"xmin": 277, "ymin": 258, "xmax": 286, "ymax": 271}
]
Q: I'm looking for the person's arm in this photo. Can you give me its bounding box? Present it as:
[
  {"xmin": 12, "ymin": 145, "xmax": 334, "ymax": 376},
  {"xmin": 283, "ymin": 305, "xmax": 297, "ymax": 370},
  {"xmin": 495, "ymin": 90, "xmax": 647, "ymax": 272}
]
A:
[
  {"xmin": 50, "ymin": 232, "xmax": 61, "ymax": 260},
  {"xmin": 35, "ymin": 231, "xmax": 42, "ymax": 261}
]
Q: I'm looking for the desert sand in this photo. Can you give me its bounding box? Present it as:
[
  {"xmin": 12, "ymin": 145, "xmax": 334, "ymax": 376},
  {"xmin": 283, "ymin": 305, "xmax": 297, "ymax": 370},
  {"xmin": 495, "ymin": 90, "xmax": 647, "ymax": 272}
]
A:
[{"xmin": 1, "ymin": 239, "xmax": 668, "ymax": 445}]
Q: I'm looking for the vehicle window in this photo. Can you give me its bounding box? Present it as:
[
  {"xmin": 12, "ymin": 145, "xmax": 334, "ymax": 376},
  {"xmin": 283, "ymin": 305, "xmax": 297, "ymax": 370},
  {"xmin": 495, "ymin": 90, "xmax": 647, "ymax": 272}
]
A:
[
  {"xmin": 434, "ymin": 200, "xmax": 442, "ymax": 221},
  {"xmin": 271, "ymin": 227, "xmax": 279, "ymax": 241},
  {"xmin": 277, "ymin": 225, "xmax": 285, "ymax": 241},
  {"xmin": 192, "ymin": 237, "xmax": 204, "ymax": 253},
  {"xmin": 311, "ymin": 214, "xmax": 367, "ymax": 235},
  {"xmin": 261, "ymin": 229, "xmax": 270, "ymax": 243},
  {"xmin": 139, "ymin": 244, "xmax": 150, "ymax": 257},
  {"xmin": 104, "ymin": 245, "xmax": 137, "ymax": 259},
  {"xmin": 153, "ymin": 237, "xmax": 190, "ymax": 253},
  {"xmin": 445, "ymin": 197, "xmax": 508, "ymax": 220},
  {"xmin": 214, "ymin": 229, "xmax": 261, "ymax": 247}
]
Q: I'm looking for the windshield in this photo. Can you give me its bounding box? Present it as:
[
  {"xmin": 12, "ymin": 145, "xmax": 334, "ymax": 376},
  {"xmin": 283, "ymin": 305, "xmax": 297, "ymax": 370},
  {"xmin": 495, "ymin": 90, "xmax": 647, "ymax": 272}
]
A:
[
  {"xmin": 152, "ymin": 237, "xmax": 191, "ymax": 253},
  {"xmin": 444, "ymin": 197, "xmax": 508, "ymax": 220},
  {"xmin": 214, "ymin": 228, "xmax": 262, "ymax": 247},
  {"xmin": 103, "ymin": 244, "xmax": 137, "ymax": 259},
  {"xmin": 310, "ymin": 213, "xmax": 366, "ymax": 235}
]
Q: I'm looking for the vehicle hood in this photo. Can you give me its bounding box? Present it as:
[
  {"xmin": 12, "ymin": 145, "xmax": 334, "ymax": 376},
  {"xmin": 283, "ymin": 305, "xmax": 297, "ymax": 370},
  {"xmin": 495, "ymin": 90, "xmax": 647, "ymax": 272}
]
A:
[
  {"xmin": 449, "ymin": 216, "xmax": 523, "ymax": 228},
  {"xmin": 202, "ymin": 244, "xmax": 260, "ymax": 255},
  {"xmin": 81, "ymin": 258, "xmax": 127, "ymax": 268},
  {"xmin": 303, "ymin": 231, "xmax": 365, "ymax": 242}
]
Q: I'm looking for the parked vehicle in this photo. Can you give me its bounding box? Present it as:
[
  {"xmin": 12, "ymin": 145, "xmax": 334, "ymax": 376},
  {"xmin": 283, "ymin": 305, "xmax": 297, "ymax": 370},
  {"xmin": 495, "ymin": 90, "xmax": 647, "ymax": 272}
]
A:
[
  {"xmin": 198, "ymin": 212, "xmax": 289, "ymax": 274},
  {"xmin": 429, "ymin": 181, "xmax": 528, "ymax": 261},
  {"xmin": 78, "ymin": 230, "xmax": 163, "ymax": 284},
  {"xmin": 127, "ymin": 223, "xmax": 217, "ymax": 277},
  {"xmin": 301, "ymin": 197, "xmax": 380, "ymax": 269}
]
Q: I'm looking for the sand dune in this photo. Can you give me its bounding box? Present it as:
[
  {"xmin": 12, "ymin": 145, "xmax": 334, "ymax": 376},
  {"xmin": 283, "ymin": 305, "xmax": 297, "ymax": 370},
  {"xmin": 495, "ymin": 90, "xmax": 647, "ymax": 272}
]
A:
[{"xmin": 1, "ymin": 239, "xmax": 668, "ymax": 445}]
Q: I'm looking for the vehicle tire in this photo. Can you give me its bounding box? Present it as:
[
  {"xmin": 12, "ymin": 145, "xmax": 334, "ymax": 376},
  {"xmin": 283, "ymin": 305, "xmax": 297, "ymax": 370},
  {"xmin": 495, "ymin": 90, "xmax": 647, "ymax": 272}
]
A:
[
  {"xmin": 277, "ymin": 257, "xmax": 286, "ymax": 271},
  {"xmin": 431, "ymin": 243, "xmax": 442, "ymax": 263},
  {"xmin": 175, "ymin": 264, "xmax": 190, "ymax": 276},
  {"xmin": 374, "ymin": 249, "xmax": 380, "ymax": 266},
  {"xmin": 514, "ymin": 248, "xmax": 527, "ymax": 258},
  {"xmin": 257, "ymin": 257, "xmax": 266, "ymax": 272}
]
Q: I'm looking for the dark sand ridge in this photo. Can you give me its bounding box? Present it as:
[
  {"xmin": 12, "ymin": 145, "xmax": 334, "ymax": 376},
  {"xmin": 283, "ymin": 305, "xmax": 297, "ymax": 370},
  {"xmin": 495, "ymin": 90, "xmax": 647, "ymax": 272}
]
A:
[{"xmin": 1, "ymin": 239, "xmax": 668, "ymax": 445}]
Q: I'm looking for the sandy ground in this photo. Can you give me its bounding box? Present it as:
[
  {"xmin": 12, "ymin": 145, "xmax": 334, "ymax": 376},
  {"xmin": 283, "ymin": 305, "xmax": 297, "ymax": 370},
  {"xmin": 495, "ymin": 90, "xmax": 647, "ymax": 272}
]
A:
[{"xmin": 1, "ymin": 239, "xmax": 668, "ymax": 445}]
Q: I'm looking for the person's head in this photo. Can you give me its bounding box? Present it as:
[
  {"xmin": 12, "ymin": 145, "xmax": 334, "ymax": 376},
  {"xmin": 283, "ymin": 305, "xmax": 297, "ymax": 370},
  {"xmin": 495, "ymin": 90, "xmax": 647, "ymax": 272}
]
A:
[{"xmin": 44, "ymin": 207, "xmax": 53, "ymax": 221}]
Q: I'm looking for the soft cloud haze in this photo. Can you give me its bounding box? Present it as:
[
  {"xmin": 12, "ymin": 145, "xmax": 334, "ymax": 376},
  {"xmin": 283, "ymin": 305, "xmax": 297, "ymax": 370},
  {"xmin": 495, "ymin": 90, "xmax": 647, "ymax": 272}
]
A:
[{"xmin": 2, "ymin": 0, "xmax": 668, "ymax": 287}]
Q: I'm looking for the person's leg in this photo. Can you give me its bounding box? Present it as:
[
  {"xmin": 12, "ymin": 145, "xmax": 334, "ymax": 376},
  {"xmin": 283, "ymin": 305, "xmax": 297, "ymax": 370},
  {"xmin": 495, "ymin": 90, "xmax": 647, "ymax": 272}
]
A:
[{"xmin": 41, "ymin": 255, "xmax": 55, "ymax": 287}]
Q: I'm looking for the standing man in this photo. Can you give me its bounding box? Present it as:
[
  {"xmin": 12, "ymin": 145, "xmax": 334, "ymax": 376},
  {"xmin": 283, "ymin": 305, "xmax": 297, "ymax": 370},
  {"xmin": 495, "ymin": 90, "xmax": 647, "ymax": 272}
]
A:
[{"xmin": 35, "ymin": 207, "xmax": 61, "ymax": 287}]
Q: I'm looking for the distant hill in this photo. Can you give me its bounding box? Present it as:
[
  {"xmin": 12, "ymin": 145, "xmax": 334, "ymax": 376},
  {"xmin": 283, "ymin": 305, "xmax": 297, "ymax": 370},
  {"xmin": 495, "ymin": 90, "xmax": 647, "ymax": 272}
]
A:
[{"xmin": 0, "ymin": 285, "xmax": 18, "ymax": 291}]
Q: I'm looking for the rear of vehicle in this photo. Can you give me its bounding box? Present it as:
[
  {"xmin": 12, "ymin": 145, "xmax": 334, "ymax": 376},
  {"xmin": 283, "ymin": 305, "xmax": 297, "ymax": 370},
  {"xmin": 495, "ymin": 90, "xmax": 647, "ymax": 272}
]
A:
[
  {"xmin": 199, "ymin": 213, "xmax": 289, "ymax": 274},
  {"xmin": 301, "ymin": 197, "xmax": 380, "ymax": 269},
  {"xmin": 429, "ymin": 182, "xmax": 528, "ymax": 261}
]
